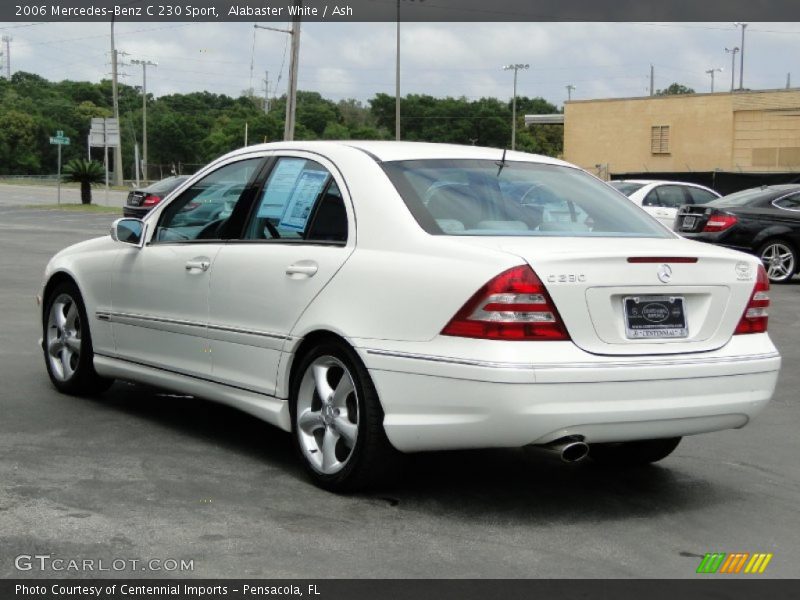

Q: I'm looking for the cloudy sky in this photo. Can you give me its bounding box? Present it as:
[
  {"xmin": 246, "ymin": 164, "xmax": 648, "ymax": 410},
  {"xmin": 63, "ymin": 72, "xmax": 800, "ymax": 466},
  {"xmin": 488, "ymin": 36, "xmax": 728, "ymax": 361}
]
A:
[{"xmin": 1, "ymin": 20, "xmax": 799, "ymax": 107}]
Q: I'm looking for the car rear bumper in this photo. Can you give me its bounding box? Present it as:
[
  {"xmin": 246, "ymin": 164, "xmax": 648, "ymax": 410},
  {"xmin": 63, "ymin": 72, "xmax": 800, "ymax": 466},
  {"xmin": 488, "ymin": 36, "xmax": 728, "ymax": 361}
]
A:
[{"xmin": 355, "ymin": 334, "xmax": 780, "ymax": 452}]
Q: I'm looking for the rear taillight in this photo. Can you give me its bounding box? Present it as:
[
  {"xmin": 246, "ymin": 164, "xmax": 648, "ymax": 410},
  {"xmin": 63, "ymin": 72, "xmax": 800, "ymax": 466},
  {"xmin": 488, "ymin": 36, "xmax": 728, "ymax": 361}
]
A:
[
  {"xmin": 441, "ymin": 265, "xmax": 570, "ymax": 341},
  {"xmin": 734, "ymin": 265, "xmax": 770, "ymax": 335},
  {"xmin": 142, "ymin": 194, "xmax": 162, "ymax": 207},
  {"xmin": 702, "ymin": 213, "xmax": 738, "ymax": 233}
]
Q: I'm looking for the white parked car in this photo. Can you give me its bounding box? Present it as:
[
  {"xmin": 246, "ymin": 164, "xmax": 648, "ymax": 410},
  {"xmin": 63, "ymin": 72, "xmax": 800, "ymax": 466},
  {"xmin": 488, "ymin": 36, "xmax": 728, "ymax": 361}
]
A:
[
  {"xmin": 609, "ymin": 179, "xmax": 721, "ymax": 230},
  {"xmin": 39, "ymin": 142, "xmax": 780, "ymax": 491}
]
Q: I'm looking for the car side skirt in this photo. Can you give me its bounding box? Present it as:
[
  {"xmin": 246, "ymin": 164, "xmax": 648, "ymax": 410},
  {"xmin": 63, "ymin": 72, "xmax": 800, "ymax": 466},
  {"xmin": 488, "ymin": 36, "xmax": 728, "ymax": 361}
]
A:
[{"xmin": 93, "ymin": 354, "xmax": 291, "ymax": 432}]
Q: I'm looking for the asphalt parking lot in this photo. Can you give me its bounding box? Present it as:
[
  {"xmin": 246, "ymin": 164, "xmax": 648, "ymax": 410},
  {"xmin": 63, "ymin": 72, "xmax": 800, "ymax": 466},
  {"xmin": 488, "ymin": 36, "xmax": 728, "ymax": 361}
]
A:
[{"xmin": 1, "ymin": 199, "xmax": 798, "ymax": 579}]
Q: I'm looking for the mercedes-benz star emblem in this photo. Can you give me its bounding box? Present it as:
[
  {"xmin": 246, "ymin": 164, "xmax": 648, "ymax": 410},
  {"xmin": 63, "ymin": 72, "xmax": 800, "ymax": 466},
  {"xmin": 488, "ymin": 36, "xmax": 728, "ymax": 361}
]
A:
[{"xmin": 657, "ymin": 264, "xmax": 673, "ymax": 284}]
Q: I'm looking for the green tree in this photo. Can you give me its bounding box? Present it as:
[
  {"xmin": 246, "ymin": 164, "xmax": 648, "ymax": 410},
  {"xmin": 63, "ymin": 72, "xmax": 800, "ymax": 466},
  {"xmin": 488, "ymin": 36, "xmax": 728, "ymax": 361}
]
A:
[
  {"xmin": 655, "ymin": 83, "xmax": 696, "ymax": 96},
  {"xmin": 62, "ymin": 159, "xmax": 104, "ymax": 204}
]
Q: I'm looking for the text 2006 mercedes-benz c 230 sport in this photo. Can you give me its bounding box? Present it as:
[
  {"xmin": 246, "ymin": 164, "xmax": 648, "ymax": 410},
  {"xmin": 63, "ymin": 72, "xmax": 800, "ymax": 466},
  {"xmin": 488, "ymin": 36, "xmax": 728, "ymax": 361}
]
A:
[{"xmin": 38, "ymin": 142, "xmax": 781, "ymax": 491}]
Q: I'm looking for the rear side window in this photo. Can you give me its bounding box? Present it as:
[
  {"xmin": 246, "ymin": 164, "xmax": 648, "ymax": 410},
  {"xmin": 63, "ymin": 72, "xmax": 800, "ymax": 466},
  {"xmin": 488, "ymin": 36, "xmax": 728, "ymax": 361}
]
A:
[
  {"xmin": 774, "ymin": 193, "xmax": 800, "ymax": 210},
  {"xmin": 644, "ymin": 185, "xmax": 687, "ymax": 208},
  {"xmin": 383, "ymin": 159, "xmax": 669, "ymax": 238},
  {"xmin": 244, "ymin": 157, "xmax": 348, "ymax": 242},
  {"xmin": 609, "ymin": 181, "xmax": 645, "ymax": 196}
]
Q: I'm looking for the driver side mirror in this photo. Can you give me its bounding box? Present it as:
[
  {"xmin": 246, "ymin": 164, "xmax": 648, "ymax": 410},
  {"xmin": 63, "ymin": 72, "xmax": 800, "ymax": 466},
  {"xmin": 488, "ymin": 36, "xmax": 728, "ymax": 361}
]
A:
[{"xmin": 111, "ymin": 218, "xmax": 147, "ymax": 248}]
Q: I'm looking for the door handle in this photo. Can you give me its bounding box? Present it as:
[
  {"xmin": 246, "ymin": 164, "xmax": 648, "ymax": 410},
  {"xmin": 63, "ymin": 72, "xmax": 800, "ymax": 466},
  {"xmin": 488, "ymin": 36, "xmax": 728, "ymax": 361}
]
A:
[
  {"xmin": 185, "ymin": 258, "xmax": 211, "ymax": 272},
  {"xmin": 286, "ymin": 261, "xmax": 318, "ymax": 278}
]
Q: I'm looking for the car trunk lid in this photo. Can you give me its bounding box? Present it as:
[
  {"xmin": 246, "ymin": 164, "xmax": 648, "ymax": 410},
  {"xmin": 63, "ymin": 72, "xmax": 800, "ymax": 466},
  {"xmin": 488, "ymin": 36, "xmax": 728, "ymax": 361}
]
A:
[{"xmin": 449, "ymin": 236, "xmax": 759, "ymax": 356}]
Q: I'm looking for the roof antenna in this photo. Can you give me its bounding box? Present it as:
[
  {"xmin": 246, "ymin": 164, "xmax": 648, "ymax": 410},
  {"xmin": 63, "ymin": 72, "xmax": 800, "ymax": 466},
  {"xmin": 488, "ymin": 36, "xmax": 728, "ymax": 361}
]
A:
[{"xmin": 496, "ymin": 147, "xmax": 508, "ymax": 177}]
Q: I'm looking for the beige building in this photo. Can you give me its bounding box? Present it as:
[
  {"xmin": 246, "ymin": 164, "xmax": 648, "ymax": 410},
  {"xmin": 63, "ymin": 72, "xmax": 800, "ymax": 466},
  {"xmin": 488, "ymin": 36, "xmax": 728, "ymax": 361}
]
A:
[{"xmin": 563, "ymin": 89, "xmax": 800, "ymax": 177}]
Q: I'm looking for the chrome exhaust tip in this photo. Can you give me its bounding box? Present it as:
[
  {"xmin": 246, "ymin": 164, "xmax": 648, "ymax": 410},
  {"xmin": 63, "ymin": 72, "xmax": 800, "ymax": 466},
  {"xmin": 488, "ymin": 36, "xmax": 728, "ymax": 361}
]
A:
[
  {"xmin": 533, "ymin": 436, "xmax": 590, "ymax": 463},
  {"xmin": 559, "ymin": 441, "xmax": 590, "ymax": 463}
]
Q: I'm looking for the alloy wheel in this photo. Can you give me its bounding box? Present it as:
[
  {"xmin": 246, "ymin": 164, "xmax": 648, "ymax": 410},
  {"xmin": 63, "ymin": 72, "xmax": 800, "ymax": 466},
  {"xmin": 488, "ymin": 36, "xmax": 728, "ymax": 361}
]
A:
[
  {"xmin": 760, "ymin": 242, "xmax": 795, "ymax": 282},
  {"xmin": 295, "ymin": 355, "xmax": 360, "ymax": 475},
  {"xmin": 46, "ymin": 293, "xmax": 82, "ymax": 382}
]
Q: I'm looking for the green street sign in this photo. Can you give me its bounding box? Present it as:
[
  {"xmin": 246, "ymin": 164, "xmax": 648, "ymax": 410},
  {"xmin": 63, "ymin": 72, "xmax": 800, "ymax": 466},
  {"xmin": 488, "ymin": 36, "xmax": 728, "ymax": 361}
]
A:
[{"xmin": 49, "ymin": 136, "xmax": 70, "ymax": 145}]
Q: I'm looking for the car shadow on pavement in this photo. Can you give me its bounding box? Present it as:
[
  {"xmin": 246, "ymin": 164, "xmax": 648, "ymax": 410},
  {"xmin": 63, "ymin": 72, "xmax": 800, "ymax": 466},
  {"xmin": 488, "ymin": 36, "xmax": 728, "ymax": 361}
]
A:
[
  {"xmin": 90, "ymin": 381, "xmax": 734, "ymax": 524},
  {"xmin": 385, "ymin": 448, "xmax": 724, "ymax": 524}
]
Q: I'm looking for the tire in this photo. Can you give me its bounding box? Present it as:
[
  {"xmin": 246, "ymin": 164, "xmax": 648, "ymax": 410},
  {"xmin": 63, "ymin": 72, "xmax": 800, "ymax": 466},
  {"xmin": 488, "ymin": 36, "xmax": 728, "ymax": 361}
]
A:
[
  {"xmin": 43, "ymin": 282, "xmax": 113, "ymax": 396},
  {"xmin": 758, "ymin": 239, "xmax": 797, "ymax": 284},
  {"xmin": 290, "ymin": 340, "xmax": 401, "ymax": 492},
  {"xmin": 589, "ymin": 437, "xmax": 681, "ymax": 467}
]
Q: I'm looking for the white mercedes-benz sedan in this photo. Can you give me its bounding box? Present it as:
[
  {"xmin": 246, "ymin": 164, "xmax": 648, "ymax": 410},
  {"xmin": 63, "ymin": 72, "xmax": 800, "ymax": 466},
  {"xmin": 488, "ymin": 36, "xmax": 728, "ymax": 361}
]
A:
[{"xmin": 39, "ymin": 141, "xmax": 780, "ymax": 491}]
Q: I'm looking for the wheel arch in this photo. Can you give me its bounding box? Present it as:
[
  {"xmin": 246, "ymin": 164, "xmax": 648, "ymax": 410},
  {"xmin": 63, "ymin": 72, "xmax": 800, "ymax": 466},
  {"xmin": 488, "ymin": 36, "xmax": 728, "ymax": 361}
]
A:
[
  {"xmin": 752, "ymin": 227, "xmax": 796, "ymax": 251},
  {"xmin": 42, "ymin": 270, "xmax": 82, "ymax": 324},
  {"xmin": 283, "ymin": 329, "xmax": 359, "ymax": 401}
]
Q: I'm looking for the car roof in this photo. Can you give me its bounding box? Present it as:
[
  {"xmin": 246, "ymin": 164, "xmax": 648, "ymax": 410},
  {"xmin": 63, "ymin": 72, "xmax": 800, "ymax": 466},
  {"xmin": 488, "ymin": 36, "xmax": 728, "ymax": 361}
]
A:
[
  {"xmin": 614, "ymin": 179, "xmax": 703, "ymax": 186},
  {"xmin": 226, "ymin": 140, "xmax": 572, "ymax": 167}
]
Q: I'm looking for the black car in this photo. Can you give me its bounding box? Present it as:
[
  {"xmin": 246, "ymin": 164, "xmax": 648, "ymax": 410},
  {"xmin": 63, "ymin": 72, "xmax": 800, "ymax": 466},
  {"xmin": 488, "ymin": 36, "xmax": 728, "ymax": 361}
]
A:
[
  {"xmin": 123, "ymin": 175, "xmax": 190, "ymax": 218},
  {"xmin": 676, "ymin": 184, "xmax": 800, "ymax": 283}
]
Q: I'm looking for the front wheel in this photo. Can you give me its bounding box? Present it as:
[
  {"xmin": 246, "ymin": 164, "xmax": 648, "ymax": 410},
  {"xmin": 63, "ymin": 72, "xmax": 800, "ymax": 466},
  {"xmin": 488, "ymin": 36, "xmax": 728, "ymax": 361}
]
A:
[
  {"xmin": 43, "ymin": 282, "xmax": 113, "ymax": 395},
  {"xmin": 758, "ymin": 240, "xmax": 797, "ymax": 284},
  {"xmin": 589, "ymin": 437, "xmax": 681, "ymax": 467},
  {"xmin": 290, "ymin": 340, "xmax": 400, "ymax": 492}
]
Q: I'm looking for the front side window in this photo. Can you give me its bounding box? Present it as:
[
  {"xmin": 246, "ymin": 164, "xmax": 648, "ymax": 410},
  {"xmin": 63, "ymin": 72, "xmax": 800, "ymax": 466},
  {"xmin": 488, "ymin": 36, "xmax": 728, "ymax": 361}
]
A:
[
  {"xmin": 244, "ymin": 157, "xmax": 347, "ymax": 242},
  {"xmin": 155, "ymin": 158, "xmax": 262, "ymax": 242},
  {"xmin": 383, "ymin": 159, "xmax": 670, "ymax": 238}
]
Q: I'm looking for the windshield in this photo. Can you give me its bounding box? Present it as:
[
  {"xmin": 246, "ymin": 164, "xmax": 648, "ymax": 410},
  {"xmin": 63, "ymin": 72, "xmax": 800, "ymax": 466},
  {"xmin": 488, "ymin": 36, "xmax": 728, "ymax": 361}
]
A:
[
  {"xmin": 383, "ymin": 160, "xmax": 670, "ymax": 238},
  {"xmin": 609, "ymin": 181, "xmax": 645, "ymax": 196}
]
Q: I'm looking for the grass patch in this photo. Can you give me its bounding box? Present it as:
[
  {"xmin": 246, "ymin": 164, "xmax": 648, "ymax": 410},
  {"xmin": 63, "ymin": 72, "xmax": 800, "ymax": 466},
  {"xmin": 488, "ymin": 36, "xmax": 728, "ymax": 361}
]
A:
[
  {"xmin": 0, "ymin": 179, "xmax": 129, "ymax": 192},
  {"xmin": 24, "ymin": 203, "xmax": 122, "ymax": 213}
]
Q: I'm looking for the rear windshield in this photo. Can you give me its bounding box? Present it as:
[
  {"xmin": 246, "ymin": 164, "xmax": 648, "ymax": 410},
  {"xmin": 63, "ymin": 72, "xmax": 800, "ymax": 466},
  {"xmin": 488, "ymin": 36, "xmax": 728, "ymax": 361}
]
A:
[
  {"xmin": 144, "ymin": 176, "xmax": 189, "ymax": 194},
  {"xmin": 709, "ymin": 188, "xmax": 770, "ymax": 208},
  {"xmin": 383, "ymin": 159, "xmax": 670, "ymax": 238},
  {"xmin": 609, "ymin": 181, "xmax": 645, "ymax": 196}
]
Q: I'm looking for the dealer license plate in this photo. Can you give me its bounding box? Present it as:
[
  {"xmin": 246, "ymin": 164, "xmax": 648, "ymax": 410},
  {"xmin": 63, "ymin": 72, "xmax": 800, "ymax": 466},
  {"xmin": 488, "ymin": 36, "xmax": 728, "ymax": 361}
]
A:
[{"xmin": 624, "ymin": 296, "xmax": 688, "ymax": 339}]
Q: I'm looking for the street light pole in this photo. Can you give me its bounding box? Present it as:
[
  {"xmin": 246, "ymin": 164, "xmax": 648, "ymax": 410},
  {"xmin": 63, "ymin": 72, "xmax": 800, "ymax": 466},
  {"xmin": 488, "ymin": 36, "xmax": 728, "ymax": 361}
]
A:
[
  {"xmin": 705, "ymin": 68, "xmax": 722, "ymax": 93},
  {"xmin": 503, "ymin": 64, "xmax": 529, "ymax": 151},
  {"xmin": 725, "ymin": 47, "xmax": 739, "ymax": 91},
  {"xmin": 734, "ymin": 22, "xmax": 747, "ymax": 90},
  {"xmin": 566, "ymin": 84, "xmax": 575, "ymax": 101},
  {"xmin": 130, "ymin": 59, "xmax": 157, "ymax": 182}
]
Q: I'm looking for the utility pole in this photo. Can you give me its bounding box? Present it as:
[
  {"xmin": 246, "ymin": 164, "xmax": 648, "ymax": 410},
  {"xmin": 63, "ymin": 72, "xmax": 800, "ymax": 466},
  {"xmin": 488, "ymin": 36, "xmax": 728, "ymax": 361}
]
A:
[
  {"xmin": 254, "ymin": 8, "xmax": 301, "ymax": 142},
  {"xmin": 285, "ymin": 10, "xmax": 301, "ymax": 141},
  {"xmin": 566, "ymin": 84, "xmax": 575, "ymax": 102},
  {"xmin": 395, "ymin": 1, "xmax": 425, "ymax": 142},
  {"xmin": 2, "ymin": 36, "xmax": 12, "ymax": 79},
  {"xmin": 110, "ymin": 19, "xmax": 123, "ymax": 186},
  {"xmin": 725, "ymin": 47, "xmax": 739, "ymax": 91},
  {"xmin": 705, "ymin": 68, "xmax": 722, "ymax": 93},
  {"xmin": 734, "ymin": 22, "xmax": 747, "ymax": 90},
  {"xmin": 130, "ymin": 59, "xmax": 157, "ymax": 182},
  {"xmin": 650, "ymin": 64, "xmax": 654, "ymax": 96},
  {"xmin": 502, "ymin": 63, "xmax": 529, "ymax": 151},
  {"xmin": 263, "ymin": 71, "xmax": 270, "ymax": 113},
  {"xmin": 395, "ymin": 0, "xmax": 401, "ymax": 140}
]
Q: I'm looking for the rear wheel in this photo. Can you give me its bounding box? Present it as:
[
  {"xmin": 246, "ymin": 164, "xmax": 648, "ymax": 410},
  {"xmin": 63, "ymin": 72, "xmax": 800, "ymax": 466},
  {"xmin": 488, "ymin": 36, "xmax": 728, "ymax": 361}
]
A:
[
  {"xmin": 290, "ymin": 340, "xmax": 400, "ymax": 492},
  {"xmin": 589, "ymin": 437, "xmax": 681, "ymax": 467},
  {"xmin": 43, "ymin": 282, "xmax": 113, "ymax": 395},
  {"xmin": 758, "ymin": 240, "xmax": 797, "ymax": 283}
]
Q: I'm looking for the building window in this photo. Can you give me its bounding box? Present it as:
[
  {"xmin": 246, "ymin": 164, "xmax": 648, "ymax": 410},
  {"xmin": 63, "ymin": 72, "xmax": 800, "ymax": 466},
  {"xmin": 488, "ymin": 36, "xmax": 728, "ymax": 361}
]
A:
[{"xmin": 651, "ymin": 125, "xmax": 670, "ymax": 154}]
